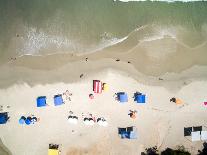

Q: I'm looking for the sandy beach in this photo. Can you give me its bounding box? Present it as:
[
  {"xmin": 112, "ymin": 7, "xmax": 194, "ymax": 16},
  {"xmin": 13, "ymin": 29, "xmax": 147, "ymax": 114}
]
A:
[
  {"xmin": 0, "ymin": 53, "xmax": 207, "ymax": 155},
  {"xmin": 0, "ymin": 1, "xmax": 207, "ymax": 154}
]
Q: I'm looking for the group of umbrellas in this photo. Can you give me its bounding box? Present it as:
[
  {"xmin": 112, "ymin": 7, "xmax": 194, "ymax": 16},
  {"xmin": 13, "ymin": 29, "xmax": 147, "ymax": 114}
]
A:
[
  {"xmin": 67, "ymin": 115, "xmax": 108, "ymax": 127},
  {"xmin": 19, "ymin": 116, "xmax": 38, "ymax": 125}
]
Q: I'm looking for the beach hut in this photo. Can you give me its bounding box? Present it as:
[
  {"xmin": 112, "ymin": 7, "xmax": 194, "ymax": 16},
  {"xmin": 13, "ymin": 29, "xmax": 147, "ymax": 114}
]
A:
[
  {"xmin": 118, "ymin": 126, "xmax": 137, "ymax": 139},
  {"xmin": 54, "ymin": 95, "xmax": 64, "ymax": 106},
  {"xmin": 48, "ymin": 144, "xmax": 59, "ymax": 155},
  {"xmin": 0, "ymin": 112, "xmax": 9, "ymax": 124},
  {"xmin": 93, "ymin": 80, "xmax": 102, "ymax": 94},
  {"xmin": 134, "ymin": 92, "xmax": 146, "ymax": 104},
  {"xmin": 117, "ymin": 92, "xmax": 128, "ymax": 103},
  {"xmin": 37, "ymin": 96, "xmax": 47, "ymax": 107}
]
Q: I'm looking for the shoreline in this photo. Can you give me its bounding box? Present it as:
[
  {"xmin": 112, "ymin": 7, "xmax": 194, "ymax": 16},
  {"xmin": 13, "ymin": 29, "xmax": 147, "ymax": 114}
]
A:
[{"xmin": 1, "ymin": 51, "xmax": 207, "ymax": 91}]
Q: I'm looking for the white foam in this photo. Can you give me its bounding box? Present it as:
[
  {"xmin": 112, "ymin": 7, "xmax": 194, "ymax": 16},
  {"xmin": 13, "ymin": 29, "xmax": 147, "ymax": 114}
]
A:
[
  {"xmin": 94, "ymin": 32, "xmax": 128, "ymax": 52},
  {"xmin": 140, "ymin": 27, "xmax": 177, "ymax": 42},
  {"xmin": 17, "ymin": 27, "xmax": 79, "ymax": 55},
  {"xmin": 114, "ymin": 0, "xmax": 206, "ymax": 2}
]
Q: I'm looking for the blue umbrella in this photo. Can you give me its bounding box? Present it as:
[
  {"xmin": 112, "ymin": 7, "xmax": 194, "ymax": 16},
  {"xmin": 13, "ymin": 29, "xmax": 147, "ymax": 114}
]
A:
[
  {"xmin": 18, "ymin": 116, "xmax": 26, "ymax": 125},
  {"xmin": 25, "ymin": 117, "xmax": 31, "ymax": 125}
]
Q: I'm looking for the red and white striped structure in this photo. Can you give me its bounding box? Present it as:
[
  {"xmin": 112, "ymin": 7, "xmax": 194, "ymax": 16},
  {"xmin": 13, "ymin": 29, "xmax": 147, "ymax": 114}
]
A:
[{"xmin": 93, "ymin": 80, "xmax": 102, "ymax": 94}]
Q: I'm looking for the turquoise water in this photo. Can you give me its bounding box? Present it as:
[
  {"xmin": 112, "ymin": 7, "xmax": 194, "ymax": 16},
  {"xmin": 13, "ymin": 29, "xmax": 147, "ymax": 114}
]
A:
[{"xmin": 0, "ymin": 0, "xmax": 207, "ymax": 61}]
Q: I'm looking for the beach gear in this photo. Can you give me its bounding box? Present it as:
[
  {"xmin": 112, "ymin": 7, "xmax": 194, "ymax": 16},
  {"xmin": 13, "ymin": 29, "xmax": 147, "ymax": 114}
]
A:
[
  {"xmin": 48, "ymin": 149, "xmax": 59, "ymax": 155},
  {"xmin": 192, "ymin": 131, "xmax": 201, "ymax": 141},
  {"xmin": 0, "ymin": 112, "xmax": 9, "ymax": 124},
  {"xmin": 184, "ymin": 127, "xmax": 192, "ymax": 136},
  {"xmin": 201, "ymin": 131, "xmax": 207, "ymax": 141},
  {"xmin": 175, "ymin": 98, "xmax": 183, "ymax": 105},
  {"xmin": 118, "ymin": 126, "xmax": 137, "ymax": 139},
  {"xmin": 54, "ymin": 94, "xmax": 64, "ymax": 106},
  {"xmin": 48, "ymin": 144, "xmax": 59, "ymax": 155},
  {"xmin": 93, "ymin": 80, "xmax": 102, "ymax": 94},
  {"xmin": 83, "ymin": 118, "xmax": 94, "ymax": 126},
  {"xmin": 25, "ymin": 118, "xmax": 31, "ymax": 125},
  {"xmin": 37, "ymin": 96, "xmax": 47, "ymax": 107},
  {"xmin": 117, "ymin": 92, "xmax": 128, "ymax": 103},
  {"xmin": 103, "ymin": 83, "xmax": 109, "ymax": 92},
  {"xmin": 68, "ymin": 116, "xmax": 78, "ymax": 124},
  {"xmin": 134, "ymin": 92, "xmax": 146, "ymax": 104},
  {"xmin": 97, "ymin": 118, "xmax": 108, "ymax": 127},
  {"xmin": 31, "ymin": 117, "xmax": 38, "ymax": 123},
  {"xmin": 19, "ymin": 116, "xmax": 26, "ymax": 125},
  {"xmin": 184, "ymin": 126, "xmax": 207, "ymax": 141},
  {"xmin": 191, "ymin": 131, "xmax": 207, "ymax": 141}
]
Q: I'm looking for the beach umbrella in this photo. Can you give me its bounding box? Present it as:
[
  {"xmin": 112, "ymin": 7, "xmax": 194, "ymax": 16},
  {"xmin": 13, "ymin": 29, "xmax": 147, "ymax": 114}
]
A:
[
  {"xmin": 88, "ymin": 118, "xmax": 95, "ymax": 125},
  {"xmin": 97, "ymin": 119, "xmax": 108, "ymax": 127},
  {"xmin": 25, "ymin": 117, "xmax": 32, "ymax": 125},
  {"xmin": 68, "ymin": 116, "xmax": 78, "ymax": 124},
  {"xmin": 83, "ymin": 118, "xmax": 92, "ymax": 125},
  {"xmin": 31, "ymin": 117, "xmax": 37, "ymax": 124},
  {"xmin": 102, "ymin": 121, "xmax": 108, "ymax": 127},
  {"xmin": 83, "ymin": 119, "xmax": 90, "ymax": 125},
  {"xmin": 18, "ymin": 116, "xmax": 26, "ymax": 125},
  {"xmin": 89, "ymin": 120, "xmax": 95, "ymax": 125}
]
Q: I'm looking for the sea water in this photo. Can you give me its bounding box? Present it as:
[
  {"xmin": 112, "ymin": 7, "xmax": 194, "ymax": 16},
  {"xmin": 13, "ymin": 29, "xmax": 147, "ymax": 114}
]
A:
[{"xmin": 0, "ymin": 0, "xmax": 207, "ymax": 63}]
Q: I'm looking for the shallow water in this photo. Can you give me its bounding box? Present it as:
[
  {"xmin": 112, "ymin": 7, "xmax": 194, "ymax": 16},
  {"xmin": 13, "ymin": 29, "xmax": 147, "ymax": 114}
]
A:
[{"xmin": 0, "ymin": 0, "xmax": 207, "ymax": 64}]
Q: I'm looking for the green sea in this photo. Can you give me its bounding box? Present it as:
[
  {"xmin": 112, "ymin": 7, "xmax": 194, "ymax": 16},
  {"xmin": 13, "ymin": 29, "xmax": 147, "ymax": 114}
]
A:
[{"xmin": 0, "ymin": 0, "xmax": 207, "ymax": 63}]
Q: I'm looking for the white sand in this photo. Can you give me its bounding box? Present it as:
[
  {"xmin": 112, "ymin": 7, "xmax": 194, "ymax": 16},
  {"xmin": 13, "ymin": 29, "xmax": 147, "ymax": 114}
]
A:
[{"xmin": 0, "ymin": 68, "xmax": 207, "ymax": 155}]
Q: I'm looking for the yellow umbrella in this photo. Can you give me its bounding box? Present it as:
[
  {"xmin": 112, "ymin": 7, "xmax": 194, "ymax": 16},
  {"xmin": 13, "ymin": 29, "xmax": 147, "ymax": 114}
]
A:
[{"xmin": 48, "ymin": 149, "xmax": 59, "ymax": 155}]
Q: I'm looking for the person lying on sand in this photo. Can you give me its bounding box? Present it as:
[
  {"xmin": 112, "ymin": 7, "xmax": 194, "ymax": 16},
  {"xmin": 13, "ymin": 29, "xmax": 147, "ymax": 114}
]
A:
[
  {"xmin": 170, "ymin": 97, "xmax": 183, "ymax": 105},
  {"xmin": 128, "ymin": 110, "xmax": 137, "ymax": 119},
  {"xmin": 63, "ymin": 90, "xmax": 72, "ymax": 101}
]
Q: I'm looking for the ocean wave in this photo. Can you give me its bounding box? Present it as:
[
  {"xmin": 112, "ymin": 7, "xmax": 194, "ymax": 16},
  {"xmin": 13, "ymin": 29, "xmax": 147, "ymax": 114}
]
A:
[
  {"xmin": 17, "ymin": 27, "xmax": 79, "ymax": 55},
  {"xmin": 139, "ymin": 27, "xmax": 176, "ymax": 42},
  {"xmin": 92, "ymin": 32, "xmax": 128, "ymax": 52},
  {"xmin": 114, "ymin": 0, "xmax": 206, "ymax": 2},
  {"xmin": 15, "ymin": 24, "xmax": 207, "ymax": 58},
  {"xmin": 17, "ymin": 28, "xmax": 129, "ymax": 56}
]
